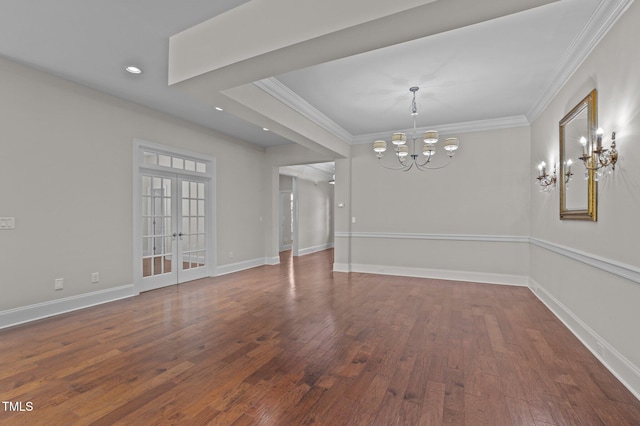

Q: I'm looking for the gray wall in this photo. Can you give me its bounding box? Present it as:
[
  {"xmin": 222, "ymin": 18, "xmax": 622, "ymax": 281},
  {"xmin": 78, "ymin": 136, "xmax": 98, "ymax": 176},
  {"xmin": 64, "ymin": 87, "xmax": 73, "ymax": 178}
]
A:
[
  {"xmin": 530, "ymin": 0, "xmax": 640, "ymax": 396},
  {"xmin": 334, "ymin": 126, "xmax": 532, "ymax": 285},
  {"xmin": 297, "ymin": 177, "xmax": 334, "ymax": 254},
  {"xmin": 0, "ymin": 57, "xmax": 266, "ymax": 312}
]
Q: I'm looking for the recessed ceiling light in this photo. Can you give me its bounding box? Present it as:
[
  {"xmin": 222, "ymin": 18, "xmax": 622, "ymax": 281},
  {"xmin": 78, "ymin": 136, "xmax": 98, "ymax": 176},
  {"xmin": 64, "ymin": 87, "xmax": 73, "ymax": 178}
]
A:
[
  {"xmin": 125, "ymin": 66, "xmax": 143, "ymax": 74},
  {"xmin": 215, "ymin": 107, "xmax": 223, "ymax": 111},
  {"xmin": 263, "ymin": 127, "xmax": 269, "ymax": 132}
]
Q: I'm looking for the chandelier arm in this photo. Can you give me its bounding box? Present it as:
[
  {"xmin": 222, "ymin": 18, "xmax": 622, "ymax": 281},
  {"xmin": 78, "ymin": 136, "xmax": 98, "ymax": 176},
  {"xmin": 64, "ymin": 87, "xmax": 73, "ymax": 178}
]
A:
[
  {"xmin": 414, "ymin": 156, "xmax": 453, "ymax": 171},
  {"xmin": 415, "ymin": 155, "xmax": 432, "ymax": 168},
  {"xmin": 376, "ymin": 158, "xmax": 411, "ymax": 171}
]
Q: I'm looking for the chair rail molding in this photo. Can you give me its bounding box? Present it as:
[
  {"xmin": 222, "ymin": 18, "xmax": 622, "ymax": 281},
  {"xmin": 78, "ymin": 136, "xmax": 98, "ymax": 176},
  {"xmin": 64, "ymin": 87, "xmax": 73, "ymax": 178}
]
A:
[{"xmin": 335, "ymin": 232, "xmax": 640, "ymax": 285}]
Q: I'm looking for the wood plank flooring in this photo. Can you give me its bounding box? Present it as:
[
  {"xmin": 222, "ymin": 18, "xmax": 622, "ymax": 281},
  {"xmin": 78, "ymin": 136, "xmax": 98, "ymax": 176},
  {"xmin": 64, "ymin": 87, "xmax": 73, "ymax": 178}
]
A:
[{"xmin": 1, "ymin": 249, "xmax": 639, "ymax": 425}]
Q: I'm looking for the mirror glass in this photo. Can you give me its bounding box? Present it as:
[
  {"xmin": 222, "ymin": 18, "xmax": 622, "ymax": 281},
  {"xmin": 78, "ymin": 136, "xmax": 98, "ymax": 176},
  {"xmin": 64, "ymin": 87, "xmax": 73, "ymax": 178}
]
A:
[{"xmin": 559, "ymin": 89, "xmax": 597, "ymax": 221}]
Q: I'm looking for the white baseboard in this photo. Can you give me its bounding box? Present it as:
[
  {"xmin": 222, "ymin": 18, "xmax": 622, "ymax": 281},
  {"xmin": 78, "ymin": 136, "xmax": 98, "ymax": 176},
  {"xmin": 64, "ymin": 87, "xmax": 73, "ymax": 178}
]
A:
[
  {"xmin": 298, "ymin": 242, "xmax": 334, "ymax": 256},
  {"xmin": 215, "ymin": 257, "xmax": 280, "ymax": 276},
  {"xmin": 333, "ymin": 263, "xmax": 351, "ymax": 273},
  {"xmin": 529, "ymin": 278, "xmax": 640, "ymax": 401},
  {"xmin": 0, "ymin": 284, "xmax": 135, "ymax": 330},
  {"xmin": 349, "ymin": 263, "xmax": 528, "ymax": 287},
  {"xmin": 265, "ymin": 256, "xmax": 280, "ymax": 265}
]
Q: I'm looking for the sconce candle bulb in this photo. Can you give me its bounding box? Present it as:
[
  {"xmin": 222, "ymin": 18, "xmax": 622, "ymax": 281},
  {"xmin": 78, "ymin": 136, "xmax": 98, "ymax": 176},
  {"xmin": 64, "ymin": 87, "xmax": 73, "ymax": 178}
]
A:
[{"xmin": 577, "ymin": 127, "xmax": 618, "ymax": 175}]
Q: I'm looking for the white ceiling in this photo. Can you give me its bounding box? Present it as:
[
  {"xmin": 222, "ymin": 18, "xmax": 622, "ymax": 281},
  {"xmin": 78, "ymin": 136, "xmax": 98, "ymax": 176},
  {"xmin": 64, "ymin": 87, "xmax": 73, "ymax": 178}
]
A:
[
  {"xmin": 0, "ymin": 0, "xmax": 606, "ymax": 149},
  {"xmin": 276, "ymin": 0, "xmax": 598, "ymax": 136}
]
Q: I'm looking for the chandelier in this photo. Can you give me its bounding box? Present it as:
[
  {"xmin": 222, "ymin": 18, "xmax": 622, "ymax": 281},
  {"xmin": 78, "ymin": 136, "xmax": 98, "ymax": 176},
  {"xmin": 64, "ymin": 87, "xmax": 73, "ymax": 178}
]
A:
[{"xmin": 373, "ymin": 86, "xmax": 459, "ymax": 171}]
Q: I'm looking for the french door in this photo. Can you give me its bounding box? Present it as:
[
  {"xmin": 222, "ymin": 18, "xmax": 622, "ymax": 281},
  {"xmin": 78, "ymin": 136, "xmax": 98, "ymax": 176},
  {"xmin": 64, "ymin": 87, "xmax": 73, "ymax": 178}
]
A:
[{"xmin": 140, "ymin": 170, "xmax": 209, "ymax": 291}]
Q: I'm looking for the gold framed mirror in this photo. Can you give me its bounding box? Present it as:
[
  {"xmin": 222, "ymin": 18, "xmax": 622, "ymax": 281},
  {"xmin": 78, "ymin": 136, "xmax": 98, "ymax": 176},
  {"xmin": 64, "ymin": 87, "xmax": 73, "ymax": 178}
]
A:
[{"xmin": 559, "ymin": 89, "xmax": 597, "ymax": 221}]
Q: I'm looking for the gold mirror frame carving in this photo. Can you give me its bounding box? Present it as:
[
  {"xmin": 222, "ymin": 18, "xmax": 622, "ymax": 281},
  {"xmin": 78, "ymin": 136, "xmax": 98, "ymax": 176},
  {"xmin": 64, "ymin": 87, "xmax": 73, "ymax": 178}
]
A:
[{"xmin": 559, "ymin": 89, "xmax": 597, "ymax": 221}]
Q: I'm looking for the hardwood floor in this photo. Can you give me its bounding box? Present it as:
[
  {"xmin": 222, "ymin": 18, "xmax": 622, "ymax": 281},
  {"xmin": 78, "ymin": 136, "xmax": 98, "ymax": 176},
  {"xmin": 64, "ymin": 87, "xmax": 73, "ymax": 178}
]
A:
[{"xmin": 1, "ymin": 249, "xmax": 639, "ymax": 425}]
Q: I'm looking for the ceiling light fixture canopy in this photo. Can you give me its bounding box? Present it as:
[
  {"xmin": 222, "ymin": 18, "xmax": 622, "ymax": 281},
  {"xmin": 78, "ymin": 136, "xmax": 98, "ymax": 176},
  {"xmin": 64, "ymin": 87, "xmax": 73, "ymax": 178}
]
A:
[{"xmin": 373, "ymin": 86, "xmax": 459, "ymax": 171}]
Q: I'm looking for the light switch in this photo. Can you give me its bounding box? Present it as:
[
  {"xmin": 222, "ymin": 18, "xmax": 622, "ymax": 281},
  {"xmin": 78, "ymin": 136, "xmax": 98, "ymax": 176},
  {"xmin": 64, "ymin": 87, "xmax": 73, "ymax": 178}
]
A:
[{"xmin": 0, "ymin": 217, "xmax": 15, "ymax": 229}]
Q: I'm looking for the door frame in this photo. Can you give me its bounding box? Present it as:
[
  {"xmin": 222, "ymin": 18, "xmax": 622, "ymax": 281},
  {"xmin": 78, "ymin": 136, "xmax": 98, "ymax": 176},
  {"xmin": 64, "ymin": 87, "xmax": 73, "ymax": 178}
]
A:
[
  {"xmin": 132, "ymin": 139, "xmax": 216, "ymax": 295},
  {"xmin": 279, "ymin": 190, "xmax": 293, "ymax": 252}
]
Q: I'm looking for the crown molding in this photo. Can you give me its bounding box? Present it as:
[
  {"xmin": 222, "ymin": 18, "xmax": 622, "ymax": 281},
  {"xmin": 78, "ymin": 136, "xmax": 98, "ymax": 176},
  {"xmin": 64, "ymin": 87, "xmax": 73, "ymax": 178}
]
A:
[
  {"xmin": 254, "ymin": 78, "xmax": 354, "ymax": 144},
  {"xmin": 255, "ymin": 1, "xmax": 635, "ymax": 144},
  {"xmin": 255, "ymin": 79, "xmax": 530, "ymax": 147},
  {"xmin": 526, "ymin": 0, "xmax": 635, "ymax": 122},
  {"xmin": 350, "ymin": 115, "xmax": 530, "ymax": 145}
]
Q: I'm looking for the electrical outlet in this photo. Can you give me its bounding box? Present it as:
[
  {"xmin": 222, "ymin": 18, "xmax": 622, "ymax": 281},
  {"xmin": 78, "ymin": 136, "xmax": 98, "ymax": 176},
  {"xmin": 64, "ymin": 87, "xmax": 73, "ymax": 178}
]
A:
[
  {"xmin": 91, "ymin": 272, "xmax": 100, "ymax": 283},
  {"xmin": 54, "ymin": 278, "xmax": 64, "ymax": 291},
  {"xmin": 0, "ymin": 217, "xmax": 15, "ymax": 229},
  {"xmin": 228, "ymin": 251, "xmax": 234, "ymax": 259}
]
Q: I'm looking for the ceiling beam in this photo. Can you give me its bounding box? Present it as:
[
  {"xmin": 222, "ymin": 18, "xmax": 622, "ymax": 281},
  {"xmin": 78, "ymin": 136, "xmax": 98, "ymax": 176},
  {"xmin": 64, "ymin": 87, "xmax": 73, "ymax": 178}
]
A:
[
  {"xmin": 169, "ymin": 0, "xmax": 558, "ymax": 156},
  {"xmin": 169, "ymin": 0, "xmax": 558, "ymax": 89}
]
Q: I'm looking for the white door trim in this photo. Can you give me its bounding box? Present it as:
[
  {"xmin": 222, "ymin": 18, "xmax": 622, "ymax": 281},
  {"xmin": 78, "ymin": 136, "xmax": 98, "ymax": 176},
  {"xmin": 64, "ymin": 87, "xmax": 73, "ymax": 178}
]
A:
[{"xmin": 133, "ymin": 139, "xmax": 216, "ymax": 294}]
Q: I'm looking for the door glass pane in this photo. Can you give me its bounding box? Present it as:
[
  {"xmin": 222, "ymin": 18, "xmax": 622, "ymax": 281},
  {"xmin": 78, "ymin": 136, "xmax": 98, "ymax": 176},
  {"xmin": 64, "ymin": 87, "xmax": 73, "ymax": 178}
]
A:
[
  {"xmin": 173, "ymin": 158, "xmax": 184, "ymax": 170},
  {"xmin": 179, "ymin": 178, "xmax": 207, "ymax": 274},
  {"xmin": 142, "ymin": 176, "xmax": 151, "ymax": 195},
  {"xmin": 159, "ymin": 155, "xmax": 171, "ymax": 167},
  {"xmin": 142, "ymin": 218, "xmax": 152, "ymax": 236},
  {"xmin": 143, "ymin": 152, "xmax": 157, "ymax": 165},
  {"xmin": 143, "ymin": 258, "xmax": 152, "ymax": 277},
  {"xmin": 142, "ymin": 174, "xmax": 174, "ymax": 280},
  {"xmin": 163, "ymin": 255, "xmax": 172, "ymax": 273},
  {"xmin": 142, "ymin": 196, "xmax": 151, "ymax": 216}
]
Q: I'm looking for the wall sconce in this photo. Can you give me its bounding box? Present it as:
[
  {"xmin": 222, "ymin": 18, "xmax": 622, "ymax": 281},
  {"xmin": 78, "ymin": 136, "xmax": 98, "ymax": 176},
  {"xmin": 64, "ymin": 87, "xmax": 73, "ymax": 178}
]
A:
[
  {"xmin": 536, "ymin": 161, "xmax": 557, "ymax": 191},
  {"xmin": 563, "ymin": 159, "xmax": 573, "ymax": 183},
  {"xmin": 578, "ymin": 128, "xmax": 618, "ymax": 180}
]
